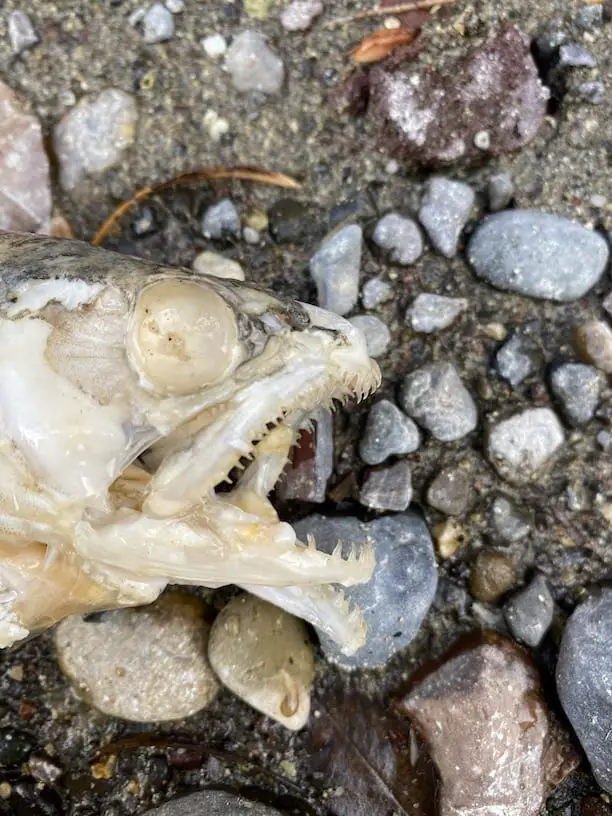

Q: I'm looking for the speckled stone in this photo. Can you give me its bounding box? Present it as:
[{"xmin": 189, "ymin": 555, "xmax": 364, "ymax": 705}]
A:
[
  {"xmin": 487, "ymin": 408, "xmax": 565, "ymax": 484},
  {"xmin": 359, "ymin": 399, "xmax": 420, "ymax": 465},
  {"xmin": 469, "ymin": 550, "xmax": 516, "ymax": 602},
  {"xmin": 208, "ymin": 594, "xmax": 314, "ymax": 730},
  {"xmin": 361, "ymin": 278, "xmax": 394, "ymax": 309},
  {"xmin": 348, "ymin": 314, "xmax": 390, "ymax": 357},
  {"xmin": 372, "ymin": 213, "xmax": 423, "ymax": 265},
  {"xmin": 491, "ymin": 495, "xmax": 532, "ymax": 543},
  {"xmin": 280, "ymin": 0, "xmax": 323, "ymax": 31},
  {"xmin": 8, "ymin": 11, "xmax": 39, "ymax": 54},
  {"xmin": 504, "ymin": 575, "xmax": 554, "ymax": 648},
  {"xmin": 201, "ymin": 198, "xmax": 241, "ymax": 239},
  {"xmin": 550, "ymin": 363, "xmax": 603, "ymax": 426},
  {"xmin": 496, "ymin": 334, "xmax": 533, "ymax": 387},
  {"xmin": 225, "ymin": 31, "xmax": 284, "ymax": 94},
  {"xmin": 359, "ymin": 459, "xmax": 413, "ymax": 512},
  {"xmin": 143, "ymin": 3, "xmax": 174, "ymax": 43},
  {"xmin": 468, "ymin": 211, "xmax": 609, "ymax": 301},
  {"xmin": 293, "ymin": 513, "xmax": 438, "ymax": 669},
  {"xmin": 419, "ymin": 178, "xmax": 475, "ymax": 258},
  {"xmin": 406, "ymin": 294, "xmax": 468, "ymax": 333},
  {"xmin": 399, "ymin": 363, "xmax": 478, "ymax": 442},
  {"xmin": 55, "ymin": 593, "xmax": 219, "ymax": 722},
  {"xmin": 142, "ymin": 791, "xmax": 284, "ymax": 815},
  {"xmin": 487, "ymin": 172, "xmax": 514, "ymax": 211},
  {"xmin": 427, "ymin": 468, "xmax": 472, "ymax": 516},
  {"xmin": 309, "ymin": 224, "xmax": 362, "ymax": 315}
]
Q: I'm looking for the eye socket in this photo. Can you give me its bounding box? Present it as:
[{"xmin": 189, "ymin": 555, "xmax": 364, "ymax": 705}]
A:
[{"xmin": 128, "ymin": 279, "xmax": 243, "ymax": 396}]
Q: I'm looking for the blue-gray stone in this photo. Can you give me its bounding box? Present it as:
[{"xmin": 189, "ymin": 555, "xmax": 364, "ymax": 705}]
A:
[
  {"xmin": 201, "ymin": 198, "xmax": 241, "ymax": 239},
  {"xmin": 359, "ymin": 459, "xmax": 412, "ymax": 512},
  {"xmin": 359, "ymin": 399, "xmax": 420, "ymax": 465},
  {"xmin": 496, "ymin": 334, "xmax": 532, "ymax": 387},
  {"xmin": 550, "ymin": 362, "xmax": 603, "ymax": 426},
  {"xmin": 349, "ymin": 314, "xmax": 390, "ymax": 358},
  {"xmin": 419, "ymin": 177, "xmax": 475, "ymax": 258},
  {"xmin": 309, "ymin": 224, "xmax": 362, "ymax": 315},
  {"xmin": 142, "ymin": 791, "xmax": 283, "ymax": 815},
  {"xmin": 487, "ymin": 172, "xmax": 514, "ymax": 212},
  {"xmin": 558, "ymin": 43, "xmax": 597, "ymax": 68},
  {"xmin": 372, "ymin": 213, "xmax": 423, "ymax": 265},
  {"xmin": 503, "ymin": 575, "xmax": 554, "ymax": 648},
  {"xmin": 468, "ymin": 211, "xmax": 609, "ymax": 301},
  {"xmin": 557, "ymin": 590, "xmax": 612, "ymax": 794},
  {"xmin": 293, "ymin": 512, "xmax": 438, "ymax": 669}
]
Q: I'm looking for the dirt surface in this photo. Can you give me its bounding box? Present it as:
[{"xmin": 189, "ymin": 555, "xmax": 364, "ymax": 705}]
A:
[{"xmin": 0, "ymin": 0, "xmax": 611, "ymax": 813}]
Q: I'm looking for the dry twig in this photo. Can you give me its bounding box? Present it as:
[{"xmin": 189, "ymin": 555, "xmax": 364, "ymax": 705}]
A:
[{"xmin": 325, "ymin": 0, "xmax": 457, "ymax": 28}]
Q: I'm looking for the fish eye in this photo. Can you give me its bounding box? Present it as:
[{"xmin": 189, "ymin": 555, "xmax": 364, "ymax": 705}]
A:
[{"xmin": 128, "ymin": 279, "xmax": 243, "ymax": 396}]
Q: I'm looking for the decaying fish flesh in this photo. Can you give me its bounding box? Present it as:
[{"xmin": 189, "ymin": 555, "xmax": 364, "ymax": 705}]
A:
[{"xmin": 0, "ymin": 232, "xmax": 380, "ymax": 654}]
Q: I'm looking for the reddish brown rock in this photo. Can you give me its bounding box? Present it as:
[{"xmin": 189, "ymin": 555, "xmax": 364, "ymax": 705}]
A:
[
  {"xmin": 396, "ymin": 633, "xmax": 578, "ymax": 816},
  {"xmin": 369, "ymin": 26, "xmax": 549, "ymax": 167}
]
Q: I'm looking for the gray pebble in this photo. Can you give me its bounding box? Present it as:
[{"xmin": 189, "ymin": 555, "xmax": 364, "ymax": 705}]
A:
[
  {"xmin": 165, "ymin": 0, "xmax": 185, "ymax": 11},
  {"xmin": 8, "ymin": 11, "xmax": 39, "ymax": 54},
  {"xmin": 372, "ymin": 213, "xmax": 423, "ymax": 265},
  {"xmin": 293, "ymin": 512, "xmax": 437, "ymax": 669},
  {"xmin": 349, "ymin": 314, "xmax": 390, "ymax": 358},
  {"xmin": 143, "ymin": 3, "xmax": 174, "ymax": 42},
  {"xmin": 280, "ymin": 0, "xmax": 324, "ymax": 32},
  {"xmin": 399, "ymin": 363, "xmax": 478, "ymax": 442},
  {"xmin": 503, "ymin": 575, "xmax": 554, "ymax": 648},
  {"xmin": 468, "ymin": 210, "xmax": 609, "ymax": 302},
  {"xmin": 243, "ymin": 226, "xmax": 260, "ymax": 244},
  {"xmin": 487, "ymin": 172, "xmax": 514, "ymax": 212},
  {"xmin": 309, "ymin": 224, "xmax": 362, "ymax": 315},
  {"xmin": 201, "ymin": 198, "xmax": 241, "ymax": 239},
  {"xmin": 362, "ymin": 278, "xmax": 394, "ymax": 309},
  {"xmin": 574, "ymin": 4, "xmax": 604, "ymax": 28},
  {"xmin": 419, "ymin": 177, "xmax": 475, "ymax": 258},
  {"xmin": 491, "ymin": 495, "xmax": 532, "ymax": 543},
  {"xmin": 558, "ymin": 43, "xmax": 597, "ymax": 68},
  {"xmin": 406, "ymin": 293, "xmax": 468, "ymax": 333},
  {"xmin": 550, "ymin": 363, "xmax": 603, "ymax": 426},
  {"xmin": 359, "ymin": 399, "xmax": 420, "ymax": 465},
  {"xmin": 597, "ymin": 430, "xmax": 612, "ymax": 451},
  {"xmin": 487, "ymin": 408, "xmax": 565, "ymax": 483},
  {"xmin": 578, "ymin": 80, "xmax": 605, "ymax": 105},
  {"xmin": 557, "ymin": 590, "xmax": 612, "ymax": 793},
  {"xmin": 496, "ymin": 334, "xmax": 532, "ymax": 387},
  {"xmin": 225, "ymin": 31, "xmax": 284, "ymax": 94},
  {"xmin": 142, "ymin": 791, "xmax": 284, "ymax": 816},
  {"xmin": 427, "ymin": 468, "xmax": 472, "ymax": 516},
  {"xmin": 359, "ymin": 459, "xmax": 413, "ymax": 512}
]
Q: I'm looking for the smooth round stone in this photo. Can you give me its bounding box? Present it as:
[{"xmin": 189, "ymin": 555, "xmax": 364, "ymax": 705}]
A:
[
  {"xmin": 468, "ymin": 211, "xmax": 609, "ymax": 302},
  {"xmin": 487, "ymin": 172, "xmax": 514, "ymax": 212},
  {"xmin": 427, "ymin": 467, "xmax": 472, "ymax": 516},
  {"xmin": 372, "ymin": 213, "xmax": 423, "ymax": 265},
  {"xmin": 503, "ymin": 575, "xmax": 554, "ymax": 648},
  {"xmin": 399, "ymin": 363, "xmax": 478, "ymax": 442},
  {"xmin": 406, "ymin": 293, "xmax": 468, "ymax": 333},
  {"xmin": 361, "ymin": 278, "xmax": 394, "ymax": 309},
  {"xmin": 486, "ymin": 408, "xmax": 565, "ymax": 484},
  {"xmin": 550, "ymin": 362, "xmax": 603, "ymax": 426},
  {"xmin": 142, "ymin": 791, "xmax": 284, "ymax": 815},
  {"xmin": 192, "ymin": 251, "xmax": 245, "ymax": 280},
  {"xmin": 348, "ymin": 314, "xmax": 390, "ymax": 358},
  {"xmin": 469, "ymin": 550, "xmax": 516, "ymax": 602},
  {"xmin": 557, "ymin": 590, "xmax": 612, "ymax": 793},
  {"xmin": 575, "ymin": 320, "xmax": 612, "ymax": 373},
  {"xmin": 359, "ymin": 399, "xmax": 420, "ymax": 465},
  {"xmin": 309, "ymin": 224, "xmax": 362, "ymax": 316},
  {"xmin": 293, "ymin": 512, "xmax": 438, "ymax": 669},
  {"xmin": 419, "ymin": 178, "xmax": 475, "ymax": 258},
  {"xmin": 225, "ymin": 31, "xmax": 284, "ymax": 94},
  {"xmin": 55, "ymin": 593, "xmax": 219, "ymax": 722},
  {"xmin": 208, "ymin": 595, "xmax": 314, "ymax": 731}
]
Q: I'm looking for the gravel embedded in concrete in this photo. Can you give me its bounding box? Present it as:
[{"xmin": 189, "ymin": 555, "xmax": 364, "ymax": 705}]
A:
[
  {"xmin": 359, "ymin": 459, "xmax": 413, "ymax": 512},
  {"xmin": 487, "ymin": 172, "xmax": 514, "ymax": 211},
  {"xmin": 550, "ymin": 363, "xmax": 603, "ymax": 426},
  {"xmin": 487, "ymin": 408, "xmax": 565, "ymax": 483},
  {"xmin": 201, "ymin": 198, "xmax": 241, "ymax": 239},
  {"xmin": 503, "ymin": 575, "xmax": 554, "ymax": 648},
  {"xmin": 359, "ymin": 399, "xmax": 420, "ymax": 465},
  {"xmin": 495, "ymin": 334, "xmax": 533, "ymax": 386},
  {"xmin": 406, "ymin": 293, "xmax": 468, "ymax": 333},
  {"xmin": 309, "ymin": 224, "xmax": 362, "ymax": 315},
  {"xmin": 348, "ymin": 314, "xmax": 390, "ymax": 357},
  {"xmin": 142, "ymin": 791, "xmax": 285, "ymax": 815},
  {"xmin": 8, "ymin": 11, "xmax": 39, "ymax": 54},
  {"xmin": 225, "ymin": 31, "xmax": 284, "ymax": 94},
  {"xmin": 419, "ymin": 178, "xmax": 475, "ymax": 258},
  {"xmin": 372, "ymin": 213, "xmax": 423, "ymax": 265},
  {"xmin": 361, "ymin": 278, "xmax": 394, "ymax": 309},
  {"xmin": 143, "ymin": 3, "xmax": 174, "ymax": 43}
]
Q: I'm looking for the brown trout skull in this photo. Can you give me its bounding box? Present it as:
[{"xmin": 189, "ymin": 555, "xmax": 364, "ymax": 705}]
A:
[{"xmin": 0, "ymin": 232, "xmax": 380, "ymax": 654}]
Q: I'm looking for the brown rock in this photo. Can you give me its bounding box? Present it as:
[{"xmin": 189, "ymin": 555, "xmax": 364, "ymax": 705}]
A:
[
  {"xmin": 0, "ymin": 81, "xmax": 51, "ymax": 232},
  {"xmin": 469, "ymin": 550, "xmax": 515, "ymax": 602},
  {"xmin": 575, "ymin": 319, "xmax": 612, "ymax": 374},
  {"xmin": 397, "ymin": 633, "xmax": 579, "ymax": 816},
  {"xmin": 369, "ymin": 26, "xmax": 549, "ymax": 167},
  {"xmin": 276, "ymin": 409, "xmax": 333, "ymax": 503}
]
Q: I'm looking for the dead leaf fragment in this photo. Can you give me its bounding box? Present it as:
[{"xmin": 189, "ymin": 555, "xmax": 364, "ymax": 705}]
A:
[{"xmin": 350, "ymin": 27, "xmax": 416, "ymax": 64}]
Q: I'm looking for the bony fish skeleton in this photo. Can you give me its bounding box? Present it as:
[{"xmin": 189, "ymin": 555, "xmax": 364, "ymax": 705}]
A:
[{"xmin": 0, "ymin": 232, "xmax": 380, "ymax": 655}]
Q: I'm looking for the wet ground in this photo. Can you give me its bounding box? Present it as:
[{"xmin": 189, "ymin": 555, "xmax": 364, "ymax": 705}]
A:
[{"xmin": 0, "ymin": 0, "xmax": 612, "ymax": 813}]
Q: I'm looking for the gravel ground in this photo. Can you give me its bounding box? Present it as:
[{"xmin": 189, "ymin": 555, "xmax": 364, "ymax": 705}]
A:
[{"xmin": 0, "ymin": 0, "xmax": 612, "ymax": 814}]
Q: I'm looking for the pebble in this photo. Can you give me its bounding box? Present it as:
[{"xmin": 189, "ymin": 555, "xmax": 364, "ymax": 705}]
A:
[
  {"xmin": 359, "ymin": 459, "xmax": 413, "ymax": 512},
  {"xmin": 142, "ymin": 791, "xmax": 284, "ymax": 815},
  {"xmin": 372, "ymin": 213, "xmax": 423, "ymax": 265},
  {"xmin": 359, "ymin": 399, "xmax": 420, "ymax": 465},
  {"xmin": 418, "ymin": 178, "xmax": 475, "ymax": 258},
  {"xmin": 8, "ymin": 11, "xmax": 39, "ymax": 54},
  {"xmin": 143, "ymin": 3, "xmax": 174, "ymax": 42},
  {"xmin": 0, "ymin": 81, "xmax": 51, "ymax": 232},
  {"xmin": 53, "ymin": 89, "xmax": 138, "ymax": 190},
  {"xmin": 469, "ymin": 550, "xmax": 516, "ymax": 602},
  {"xmin": 208, "ymin": 594, "xmax": 314, "ymax": 730},
  {"xmin": 575, "ymin": 319, "xmax": 612, "ymax": 373},
  {"xmin": 491, "ymin": 495, "xmax": 532, "ymax": 543},
  {"xmin": 406, "ymin": 293, "xmax": 468, "ymax": 333},
  {"xmin": 293, "ymin": 512, "xmax": 438, "ymax": 669},
  {"xmin": 361, "ymin": 278, "xmax": 394, "ymax": 309},
  {"xmin": 202, "ymin": 33, "xmax": 228, "ymax": 58},
  {"xmin": 276, "ymin": 408, "xmax": 333, "ymax": 503},
  {"xmin": 280, "ymin": 0, "xmax": 324, "ymax": 31},
  {"xmin": 557, "ymin": 590, "xmax": 612, "ymax": 793},
  {"xmin": 579, "ymin": 80, "xmax": 605, "ymax": 105},
  {"xmin": 398, "ymin": 634, "xmax": 577, "ymax": 816},
  {"xmin": 550, "ymin": 363, "xmax": 603, "ymax": 426},
  {"xmin": 201, "ymin": 198, "xmax": 241, "ymax": 239},
  {"xmin": 503, "ymin": 575, "xmax": 554, "ymax": 648},
  {"xmin": 399, "ymin": 363, "xmax": 478, "ymax": 442},
  {"xmin": 192, "ymin": 251, "xmax": 245, "ymax": 280},
  {"xmin": 575, "ymin": 4, "xmax": 604, "ymax": 28},
  {"xmin": 433, "ymin": 518, "xmax": 466, "ymax": 559},
  {"xmin": 203, "ymin": 109, "xmax": 230, "ymax": 141},
  {"xmin": 225, "ymin": 31, "xmax": 284, "ymax": 94},
  {"xmin": 487, "ymin": 171, "xmax": 514, "ymax": 211},
  {"xmin": 309, "ymin": 224, "xmax": 362, "ymax": 315},
  {"xmin": 558, "ymin": 43, "xmax": 597, "ymax": 68},
  {"xmin": 468, "ymin": 211, "xmax": 609, "ymax": 301},
  {"xmin": 487, "ymin": 408, "xmax": 565, "ymax": 484},
  {"xmin": 495, "ymin": 334, "xmax": 532, "ymax": 387},
  {"xmin": 55, "ymin": 593, "xmax": 219, "ymax": 722},
  {"xmin": 369, "ymin": 26, "xmax": 548, "ymax": 166},
  {"xmin": 348, "ymin": 314, "xmax": 390, "ymax": 357},
  {"xmin": 243, "ymin": 226, "xmax": 260, "ymax": 244},
  {"xmin": 164, "ymin": 0, "xmax": 184, "ymax": 11},
  {"xmin": 427, "ymin": 467, "xmax": 472, "ymax": 516}
]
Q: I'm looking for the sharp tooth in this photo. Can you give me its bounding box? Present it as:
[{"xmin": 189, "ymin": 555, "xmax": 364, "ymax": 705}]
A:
[
  {"xmin": 306, "ymin": 533, "xmax": 317, "ymax": 551},
  {"xmin": 331, "ymin": 540, "xmax": 343, "ymax": 560}
]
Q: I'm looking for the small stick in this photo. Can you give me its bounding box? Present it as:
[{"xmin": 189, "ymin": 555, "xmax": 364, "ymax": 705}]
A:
[{"xmin": 325, "ymin": 0, "xmax": 457, "ymax": 28}]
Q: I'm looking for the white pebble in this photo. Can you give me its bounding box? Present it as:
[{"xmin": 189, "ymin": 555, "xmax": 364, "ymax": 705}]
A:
[
  {"xmin": 143, "ymin": 3, "xmax": 174, "ymax": 43},
  {"xmin": 243, "ymin": 226, "xmax": 260, "ymax": 244},
  {"xmin": 202, "ymin": 33, "xmax": 227, "ymax": 58},
  {"xmin": 203, "ymin": 109, "xmax": 229, "ymax": 141},
  {"xmin": 8, "ymin": 11, "xmax": 39, "ymax": 54},
  {"xmin": 165, "ymin": 0, "xmax": 185, "ymax": 11},
  {"xmin": 225, "ymin": 30, "xmax": 284, "ymax": 95},
  {"xmin": 280, "ymin": 0, "xmax": 324, "ymax": 32}
]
